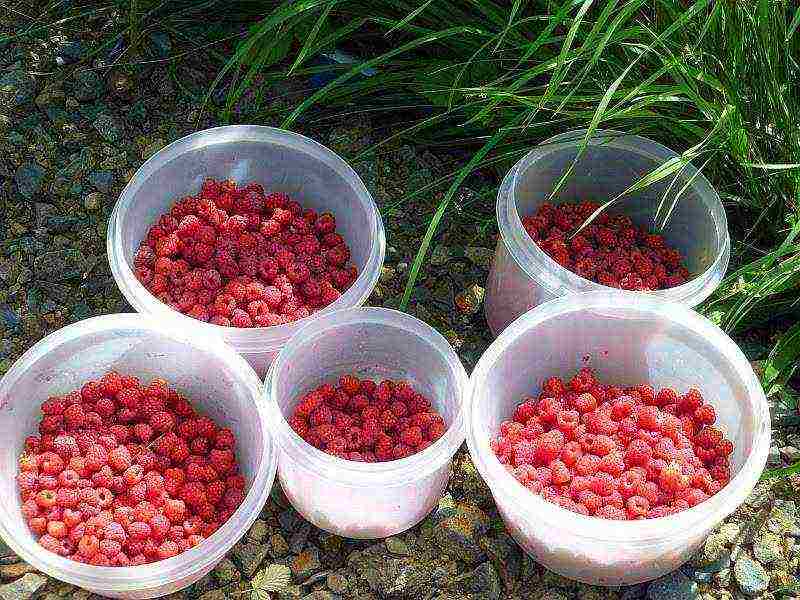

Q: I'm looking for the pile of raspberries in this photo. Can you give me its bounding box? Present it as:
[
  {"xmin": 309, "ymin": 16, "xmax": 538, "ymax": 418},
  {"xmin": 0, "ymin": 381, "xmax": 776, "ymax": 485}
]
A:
[
  {"xmin": 522, "ymin": 201, "xmax": 691, "ymax": 290},
  {"xmin": 492, "ymin": 368, "xmax": 734, "ymax": 520},
  {"xmin": 289, "ymin": 375, "xmax": 447, "ymax": 462},
  {"xmin": 16, "ymin": 372, "xmax": 244, "ymax": 565},
  {"xmin": 133, "ymin": 177, "xmax": 357, "ymax": 327}
]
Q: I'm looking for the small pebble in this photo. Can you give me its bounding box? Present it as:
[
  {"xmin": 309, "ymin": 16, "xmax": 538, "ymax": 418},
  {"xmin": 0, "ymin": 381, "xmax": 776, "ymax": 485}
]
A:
[
  {"xmin": 733, "ymin": 555, "xmax": 769, "ymax": 595},
  {"xmin": 385, "ymin": 536, "xmax": 410, "ymax": 555},
  {"xmin": 646, "ymin": 571, "xmax": 698, "ymax": 600}
]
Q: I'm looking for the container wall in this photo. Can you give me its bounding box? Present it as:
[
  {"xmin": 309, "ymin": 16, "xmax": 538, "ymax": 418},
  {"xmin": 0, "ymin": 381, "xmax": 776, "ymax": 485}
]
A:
[
  {"xmin": 278, "ymin": 457, "xmax": 450, "ymax": 538},
  {"xmin": 484, "ymin": 239, "xmax": 557, "ymax": 336},
  {"xmin": 496, "ymin": 498, "xmax": 710, "ymax": 585}
]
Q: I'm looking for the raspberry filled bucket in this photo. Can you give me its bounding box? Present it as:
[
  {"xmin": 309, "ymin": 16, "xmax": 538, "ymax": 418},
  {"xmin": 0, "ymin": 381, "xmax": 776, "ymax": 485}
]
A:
[
  {"xmin": 266, "ymin": 308, "xmax": 469, "ymax": 538},
  {"xmin": 0, "ymin": 314, "xmax": 275, "ymax": 599},
  {"xmin": 467, "ymin": 293, "xmax": 769, "ymax": 586},
  {"xmin": 108, "ymin": 126, "xmax": 385, "ymax": 376},
  {"xmin": 485, "ymin": 129, "xmax": 730, "ymax": 335}
]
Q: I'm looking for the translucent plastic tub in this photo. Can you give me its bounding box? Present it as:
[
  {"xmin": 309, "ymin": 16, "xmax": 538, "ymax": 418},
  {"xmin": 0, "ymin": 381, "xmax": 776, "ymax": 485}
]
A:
[
  {"xmin": 467, "ymin": 292, "xmax": 770, "ymax": 586},
  {"xmin": 0, "ymin": 314, "xmax": 276, "ymax": 599},
  {"xmin": 485, "ymin": 129, "xmax": 730, "ymax": 336},
  {"xmin": 108, "ymin": 125, "xmax": 386, "ymax": 376},
  {"xmin": 266, "ymin": 308, "xmax": 469, "ymax": 538}
]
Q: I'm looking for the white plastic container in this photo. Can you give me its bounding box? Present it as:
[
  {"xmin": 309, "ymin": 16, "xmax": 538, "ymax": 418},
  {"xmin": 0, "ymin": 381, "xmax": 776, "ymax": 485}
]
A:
[
  {"xmin": 0, "ymin": 314, "xmax": 276, "ymax": 599},
  {"xmin": 108, "ymin": 125, "xmax": 386, "ymax": 376},
  {"xmin": 467, "ymin": 292, "xmax": 770, "ymax": 586},
  {"xmin": 266, "ymin": 308, "xmax": 469, "ymax": 538},
  {"xmin": 485, "ymin": 129, "xmax": 730, "ymax": 335}
]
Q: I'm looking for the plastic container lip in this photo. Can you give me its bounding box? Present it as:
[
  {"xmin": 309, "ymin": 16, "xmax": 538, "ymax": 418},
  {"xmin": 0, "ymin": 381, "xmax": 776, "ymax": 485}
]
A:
[
  {"xmin": 497, "ymin": 128, "xmax": 731, "ymax": 304},
  {"xmin": 467, "ymin": 292, "xmax": 771, "ymax": 543},
  {"xmin": 267, "ymin": 307, "xmax": 469, "ymax": 487},
  {"xmin": 0, "ymin": 313, "xmax": 276, "ymax": 593},
  {"xmin": 107, "ymin": 124, "xmax": 386, "ymax": 354}
]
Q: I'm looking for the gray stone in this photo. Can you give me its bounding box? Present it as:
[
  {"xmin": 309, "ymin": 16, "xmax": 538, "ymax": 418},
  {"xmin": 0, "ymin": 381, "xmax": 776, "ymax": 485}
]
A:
[
  {"xmin": 430, "ymin": 244, "xmax": 451, "ymax": 266},
  {"xmin": 753, "ymin": 532, "xmax": 783, "ymax": 564},
  {"xmin": 34, "ymin": 202, "xmax": 57, "ymax": 228},
  {"xmin": 46, "ymin": 215, "xmax": 81, "ymax": 234},
  {"xmin": 34, "ymin": 249, "xmax": 87, "ymax": 281},
  {"xmin": 87, "ymin": 170, "xmax": 114, "ymax": 191},
  {"xmin": 57, "ymin": 40, "xmax": 87, "ymax": 64},
  {"xmin": 646, "ymin": 571, "xmax": 698, "ymax": 600},
  {"xmin": 69, "ymin": 70, "xmax": 103, "ymax": 102},
  {"xmin": 15, "ymin": 163, "xmax": 46, "ymax": 199},
  {"xmin": 247, "ymin": 519, "xmax": 270, "ymax": 543},
  {"xmin": 385, "ymin": 536, "xmax": 410, "ymax": 556},
  {"xmin": 35, "ymin": 86, "xmax": 65, "ymax": 109},
  {"xmin": 0, "ymin": 561, "xmax": 38, "ymax": 579},
  {"xmin": 93, "ymin": 113, "xmax": 122, "ymax": 142},
  {"xmin": 83, "ymin": 192, "xmax": 103, "ymax": 211},
  {"xmin": 696, "ymin": 550, "xmax": 731, "ymax": 575},
  {"xmin": 719, "ymin": 523, "xmax": 742, "ymax": 545},
  {"xmin": 233, "ymin": 541, "xmax": 270, "ymax": 577},
  {"xmin": 212, "ymin": 558, "xmax": 239, "ymax": 585},
  {"xmin": 0, "ymin": 535, "xmax": 11, "ymax": 558},
  {"xmin": 278, "ymin": 509, "xmax": 299, "ymax": 532},
  {"xmin": 0, "ymin": 70, "xmax": 37, "ymax": 108},
  {"xmin": 39, "ymin": 282, "xmax": 76, "ymax": 306},
  {"xmin": 300, "ymin": 593, "xmax": 338, "ymax": 600},
  {"xmin": 0, "ymin": 573, "xmax": 46, "ymax": 600},
  {"xmin": 379, "ymin": 266, "xmax": 395, "ymax": 283},
  {"xmin": 269, "ymin": 533, "xmax": 290, "ymax": 558},
  {"xmin": 620, "ymin": 586, "xmax": 649, "ymax": 600},
  {"xmin": 434, "ymin": 506, "xmax": 488, "ymax": 565},
  {"xmin": 290, "ymin": 548, "xmax": 321, "ymax": 579},
  {"xmin": 463, "ymin": 562, "xmax": 501, "ymax": 600},
  {"xmin": 733, "ymin": 555, "xmax": 769, "ymax": 595},
  {"xmin": 348, "ymin": 545, "xmax": 431, "ymax": 598},
  {"xmin": 465, "ymin": 246, "xmax": 493, "ymax": 268},
  {"xmin": 325, "ymin": 572, "xmax": 348, "ymax": 593},
  {"xmin": 702, "ymin": 534, "xmax": 726, "ymax": 564},
  {"xmin": 289, "ymin": 522, "xmax": 311, "ymax": 553}
]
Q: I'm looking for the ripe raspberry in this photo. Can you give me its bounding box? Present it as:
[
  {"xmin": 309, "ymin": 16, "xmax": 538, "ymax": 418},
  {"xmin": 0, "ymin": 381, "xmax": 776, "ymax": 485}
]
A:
[
  {"xmin": 179, "ymin": 482, "xmax": 207, "ymax": 508},
  {"xmin": 108, "ymin": 446, "xmax": 132, "ymax": 472},
  {"xmin": 133, "ymin": 423, "xmax": 154, "ymax": 443},
  {"xmin": 695, "ymin": 426, "xmax": 723, "ymax": 449},
  {"xmin": 693, "ymin": 404, "xmax": 716, "ymax": 425},
  {"xmin": 659, "ymin": 461, "xmax": 689, "ymax": 493},
  {"xmin": 149, "ymin": 411, "xmax": 176, "ymax": 433},
  {"xmin": 678, "ymin": 389, "xmax": 703, "ymax": 414}
]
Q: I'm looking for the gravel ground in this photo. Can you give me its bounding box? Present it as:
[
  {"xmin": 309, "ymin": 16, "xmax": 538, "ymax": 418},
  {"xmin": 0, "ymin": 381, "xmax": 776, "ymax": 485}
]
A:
[{"xmin": 1, "ymin": 15, "xmax": 799, "ymax": 600}]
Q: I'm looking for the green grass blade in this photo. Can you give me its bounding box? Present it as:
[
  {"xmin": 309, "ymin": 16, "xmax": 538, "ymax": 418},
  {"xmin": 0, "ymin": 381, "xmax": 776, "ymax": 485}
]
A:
[
  {"xmin": 288, "ymin": 3, "xmax": 335, "ymax": 74},
  {"xmin": 399, "ymin": 111, "xmax": 528, "ymax": 309}
]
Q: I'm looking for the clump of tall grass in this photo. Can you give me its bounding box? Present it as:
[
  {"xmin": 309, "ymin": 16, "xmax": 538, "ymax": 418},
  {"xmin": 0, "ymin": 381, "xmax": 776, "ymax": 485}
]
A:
[{"xmin": 209, "ymin": 0, "xmax": 799, "ymax": 318}]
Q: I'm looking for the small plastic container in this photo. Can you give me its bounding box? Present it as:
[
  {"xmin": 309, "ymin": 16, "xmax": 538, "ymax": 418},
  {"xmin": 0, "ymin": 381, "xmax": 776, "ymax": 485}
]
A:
[
  {"xmin": 266, "ymin": 307, "xmax": 469, "ymax": 538},
  {"xmin": 0, "ymin": 314, "xmax": 276, "ymax": 599},
  {"xmin": 485, "ymin": 129, "xmax": 730, "ymax": 335},
  {"xmin": 108, "ymin": 125, "xmax": 386, "ymax": 376},
  {"xmin": 467, "ymin": 292, "xmax": 770, "ymax": 586}
]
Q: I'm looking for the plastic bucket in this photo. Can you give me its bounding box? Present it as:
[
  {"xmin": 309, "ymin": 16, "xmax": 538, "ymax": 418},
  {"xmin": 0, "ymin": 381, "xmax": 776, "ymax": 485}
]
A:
[
  {"xmin": 267, "ymin": 307, "xmax": 469, "ymax": 538},
  {"xmin": 0, "ymin": 314, "xmax": 276, "ymax": 599},
  {"xmin": 468, "ymin": 292, "xmax": 769, "ymax": 585},
  {"xmin": 108, "ymin": 125, "xmax": 385, "ymax": 376},
  {"xmin": 485, "ymin": 129, "xmax": 730, "ymax": 335}
]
